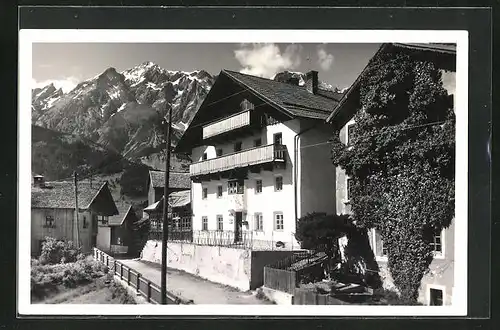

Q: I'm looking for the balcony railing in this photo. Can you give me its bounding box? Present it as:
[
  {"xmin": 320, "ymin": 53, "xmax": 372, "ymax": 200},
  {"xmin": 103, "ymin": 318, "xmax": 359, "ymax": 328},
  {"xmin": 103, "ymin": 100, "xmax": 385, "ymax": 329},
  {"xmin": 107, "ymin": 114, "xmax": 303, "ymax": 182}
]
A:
[
  {"xmin": 202, "ymin": 110, "xmax": 251, "ymax": 140},
  {"xmin": 110, "ymin": 245, "xmax": 128, "ymax": 254},
  {"xmin": 190, "ymin": 144, "xmax": 287, "ymax": 177}
]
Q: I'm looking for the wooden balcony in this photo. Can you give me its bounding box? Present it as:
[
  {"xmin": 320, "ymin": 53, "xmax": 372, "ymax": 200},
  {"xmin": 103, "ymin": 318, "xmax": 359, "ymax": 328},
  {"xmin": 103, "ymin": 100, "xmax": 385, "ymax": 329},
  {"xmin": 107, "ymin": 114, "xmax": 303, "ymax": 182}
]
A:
[
  {"xmin": 190, "ymin": 144, "xmax": 287, "ymax": 179},
  {"xmin": 202, "ymin": 110, "xmax": 251, "ymax": 140}
]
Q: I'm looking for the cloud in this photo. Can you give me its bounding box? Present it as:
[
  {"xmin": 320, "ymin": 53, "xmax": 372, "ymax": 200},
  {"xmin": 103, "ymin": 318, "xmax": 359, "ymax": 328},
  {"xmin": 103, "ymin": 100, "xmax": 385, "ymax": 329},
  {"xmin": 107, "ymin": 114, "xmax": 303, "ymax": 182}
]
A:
[
  {"xmin": 32, "ymin": 76, "xmax": 81, "ymax": 93},
  {"xmin": 317, "ymin": 46, "xmax": 334, "ymax": 71},
  {"xmin": 234, "ymin": 43, "xmax": 303, "ymax": 78}
]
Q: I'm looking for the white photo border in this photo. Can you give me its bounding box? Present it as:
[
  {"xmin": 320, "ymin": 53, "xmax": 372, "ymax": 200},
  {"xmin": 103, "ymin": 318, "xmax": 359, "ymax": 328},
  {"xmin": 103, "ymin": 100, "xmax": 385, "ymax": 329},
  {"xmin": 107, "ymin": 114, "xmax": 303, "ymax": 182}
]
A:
[{"xmin": 18, "ymin": 29, "xmax": 468, "ymax": 316}]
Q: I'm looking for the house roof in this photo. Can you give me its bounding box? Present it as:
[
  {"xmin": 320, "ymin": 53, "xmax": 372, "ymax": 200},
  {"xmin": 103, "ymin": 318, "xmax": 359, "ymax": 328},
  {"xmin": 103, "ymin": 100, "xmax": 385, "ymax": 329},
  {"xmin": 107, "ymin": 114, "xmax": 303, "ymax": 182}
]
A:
[
  {"xmin": 149, "ymin": 170, "xmax": 191, "ymax": 190},
  {"xmin": 326, "ymin": 42, "xmax": 457, "ymax": 124},
  {"xmin": 107, "ymin": 203, "xmax": 133, "ymax": 226},
  {"xmin": 143, "ymin": 190, "xmax": 191, "ymax": 213},
  {"xmin": 222, "ymin": 70, "xmax": 340, "ymax": 120},
  {"xmin": 31, "ymin": 181, "xmax": 113, "ymax": 210}
]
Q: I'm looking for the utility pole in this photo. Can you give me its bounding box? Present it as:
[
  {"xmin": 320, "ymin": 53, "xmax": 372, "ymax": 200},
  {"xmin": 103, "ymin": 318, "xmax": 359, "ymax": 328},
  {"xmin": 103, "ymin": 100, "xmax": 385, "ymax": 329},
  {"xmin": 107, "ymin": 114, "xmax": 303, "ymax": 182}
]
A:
[
  {"xmin": 74, "ymin": 172, "xmax": 80, "ymax": 249},
  {"xmin": 161, "ymin": 103, "xmax": 173, "ymax": 305}
]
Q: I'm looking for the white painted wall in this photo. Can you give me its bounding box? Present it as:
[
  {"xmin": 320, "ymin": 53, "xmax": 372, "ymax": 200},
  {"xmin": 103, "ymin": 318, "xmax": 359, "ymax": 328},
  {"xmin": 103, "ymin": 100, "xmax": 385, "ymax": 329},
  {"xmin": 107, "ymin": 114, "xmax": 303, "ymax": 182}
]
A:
[
  {"xmin": 96, "ymin": 226, "xmax": 111, "ymax": 252},
  {"xmin": 141, "ymin": 240, "xmax": 252, "ymax": 291},
  {"xmin": 299, "ymin": 121, "xmax": 337, "ymax": 217}
]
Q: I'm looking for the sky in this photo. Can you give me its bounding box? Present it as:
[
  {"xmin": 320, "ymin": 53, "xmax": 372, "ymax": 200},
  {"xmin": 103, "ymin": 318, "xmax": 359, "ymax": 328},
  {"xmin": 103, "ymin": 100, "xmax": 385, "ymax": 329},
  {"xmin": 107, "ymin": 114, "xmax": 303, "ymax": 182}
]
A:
[{"xmin": 32, "ymin": 43, "xmax": 381, "ymax": 93}]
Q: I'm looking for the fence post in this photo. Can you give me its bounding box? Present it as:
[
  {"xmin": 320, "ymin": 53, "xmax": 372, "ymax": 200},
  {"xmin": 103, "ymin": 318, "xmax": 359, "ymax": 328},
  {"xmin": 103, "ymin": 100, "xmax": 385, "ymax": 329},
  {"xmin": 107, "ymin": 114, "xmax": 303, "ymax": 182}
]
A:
[
  {"xmin": 136, "ymin": 273, "xmax": 141, "ymax": 293},
  {"xmin": 106, "ymin": 255, "xmax": 109, "ymax": 267},
  {"xmin": 114, "ymin": 259, "xmax": 117, "ymax": 275},
  {"xmin": 127, "ymin": 267, "xmax": 130, "ymax": 285},
  {"xmin": 147, "ymin": 280, "xmax": 151, "ymax": 302},
  {"xmin": 120, "ymin": 263, "xmax": 123, "ymax": 280}
]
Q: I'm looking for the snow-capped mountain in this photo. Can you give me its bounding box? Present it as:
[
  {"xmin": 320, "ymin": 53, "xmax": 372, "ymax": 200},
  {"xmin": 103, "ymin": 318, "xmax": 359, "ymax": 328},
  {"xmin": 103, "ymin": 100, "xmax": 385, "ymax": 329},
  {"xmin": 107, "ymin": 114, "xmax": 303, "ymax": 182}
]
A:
[
  {"xmin": 32, "ymin": 62, "xmax": 215, "ymax": 160},
  {"xmin": 32, "ymin": 65, "xmax": 340, "ymax": 166}
]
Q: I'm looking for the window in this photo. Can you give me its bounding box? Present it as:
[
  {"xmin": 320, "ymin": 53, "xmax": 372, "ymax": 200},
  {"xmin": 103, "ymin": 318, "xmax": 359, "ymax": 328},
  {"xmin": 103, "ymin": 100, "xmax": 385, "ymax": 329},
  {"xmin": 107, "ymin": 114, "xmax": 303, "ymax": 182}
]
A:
[
  {"xmin": 347, "ymin": 123, "xmax": 356, "ymax": 145},
  {"xmin": 234, "ymin": 142, "xmax": 242, "ymax": 152},
  {"xmin": 275, "ymin": 176, "xmax": 283, "ymax": 192},
  {"xmin": 216, "ymin": 148, "xmax": 223, "ymax": 157},
  {"xmin": 202, "ymin": 152, "xmax": 208, "ymax": 160},
  {"xmin": 254, "ymin": 138, "xmax": 262, "ymax": 147},
  {"xmin": 346, "ymin": 178, "xmax": 353, "ymax": 201},
  {"xmin": 273, "ymin": 133, "xmax": 283, "ymax": 145},
  {"xmin": 255, "ymin": 213, "xmax": 263, "ymax": 231},
  {"xmin": 44, "ymin": 215, "xmax": 55, "ymax": 228},
  {"xmin": 82, "ymin": 216, "xmax": 88, "ymax": 229},
  {"xmin": 217, "ymin": 185, "xmax": 223, "ymax": 198},
  {"xmin": 372, "ymin": 229, "xmax": 387, "ymax": 258},
  {"xmin": 202, "ymin": 187, "xmax": 208, "ymax": 199},
  {"xmin": 430, "ymin": 229, "xmax": 443, "ymax": 255},
  {"xmin": 228, "ymin": 179, "xmax": 244, "ymax": 195},
  {"xmin": 217, "ymin": 215, "xmax": 223, "ymax": 231},
  {"xmin": 429, "ymin": 288, "xmax": 444, "ymax": 306},
  {"xmin": 202, "ymin": 216, "xmax": 208, "ymax": 231},
  {"xmin": 255, "ymin": 179, "xmax": 263, "ymax": 194},
  {"xmin": 274, "ymin": 212, "xmax": 284, "ymax": 231}
]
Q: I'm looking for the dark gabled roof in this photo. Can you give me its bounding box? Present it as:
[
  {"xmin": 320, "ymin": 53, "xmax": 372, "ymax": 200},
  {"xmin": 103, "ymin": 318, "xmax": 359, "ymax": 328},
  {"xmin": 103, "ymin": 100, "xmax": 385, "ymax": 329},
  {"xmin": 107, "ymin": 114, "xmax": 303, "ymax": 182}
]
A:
[
  {"xmin": 391, "ymin": 43, "xmax": 456, "ymax": 54},
  {"xmin": 326, "ymin": 42, "xmax": 457, "ymax": 124},
  {"xmin": 107, "ymin": 203, "xmax": 134, "ymax": 226},
  {"xmin": 32, "ymin": 181, "xmax": 111, "ymax": 210},
  {"xmin": 222, "ymin": 70, "xmax": 340, "ymax": 120},
  {"xmin": 149, "ymin": 170, "xmax": 191, "ymax": 190}
]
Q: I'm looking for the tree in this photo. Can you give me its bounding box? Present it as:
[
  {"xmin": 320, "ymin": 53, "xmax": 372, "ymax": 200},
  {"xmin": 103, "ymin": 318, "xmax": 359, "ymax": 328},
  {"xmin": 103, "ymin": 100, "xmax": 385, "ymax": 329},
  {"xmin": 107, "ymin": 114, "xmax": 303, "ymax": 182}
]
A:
[
  {"xmin": 330, "ymin": 49, "xmax": 455, "ymax": 302},
  {"xmin": 295, "ymin": 212, "xmax": 355, "ymax": 276}
]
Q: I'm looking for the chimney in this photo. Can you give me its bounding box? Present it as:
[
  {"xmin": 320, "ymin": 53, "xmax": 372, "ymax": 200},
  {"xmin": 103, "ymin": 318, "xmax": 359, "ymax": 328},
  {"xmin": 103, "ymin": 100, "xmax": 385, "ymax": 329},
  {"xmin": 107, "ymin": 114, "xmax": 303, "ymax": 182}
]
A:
[
  {"xmin": 33, "ymin": 175, "xmax": 45, "ymax": 188},
  {"xmin": 305, "ymin": 70, "xmax": 318, "ymax": 94}
]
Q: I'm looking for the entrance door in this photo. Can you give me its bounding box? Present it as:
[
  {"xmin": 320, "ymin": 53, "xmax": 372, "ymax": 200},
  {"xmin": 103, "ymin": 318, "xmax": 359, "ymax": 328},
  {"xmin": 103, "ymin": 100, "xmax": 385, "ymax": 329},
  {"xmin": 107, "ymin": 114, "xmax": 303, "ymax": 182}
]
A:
[{"xmin": 234, "ymin": 212, "xmax": 243, "ymax": 243}]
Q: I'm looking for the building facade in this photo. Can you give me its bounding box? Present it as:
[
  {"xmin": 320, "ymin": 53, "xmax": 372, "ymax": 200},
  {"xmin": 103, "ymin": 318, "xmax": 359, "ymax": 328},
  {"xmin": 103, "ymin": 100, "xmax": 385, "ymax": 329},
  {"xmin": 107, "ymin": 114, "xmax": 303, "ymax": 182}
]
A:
[
  {"xmin": 176, "ymin": 69, "xmax": 342, "ymax": 250},
  {"xmin": 96, "ymin": 203, "xmax": 138, "ymax": 255},
  {"xmin": 328, "ymin": 43, "xmax": 457, "ymax": 306},
  {"xmin": 31, "ymin": 176, "xmax": 119, "ymax": 255}
]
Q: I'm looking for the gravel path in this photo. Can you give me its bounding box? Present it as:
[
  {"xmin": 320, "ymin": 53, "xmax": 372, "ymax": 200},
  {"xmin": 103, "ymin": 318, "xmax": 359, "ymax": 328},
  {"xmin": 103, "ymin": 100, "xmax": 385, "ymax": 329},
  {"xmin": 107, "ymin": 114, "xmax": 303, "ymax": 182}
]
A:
[{"xmin": 117, "ymin": 259, "xmax": 271, "ymax": 305}]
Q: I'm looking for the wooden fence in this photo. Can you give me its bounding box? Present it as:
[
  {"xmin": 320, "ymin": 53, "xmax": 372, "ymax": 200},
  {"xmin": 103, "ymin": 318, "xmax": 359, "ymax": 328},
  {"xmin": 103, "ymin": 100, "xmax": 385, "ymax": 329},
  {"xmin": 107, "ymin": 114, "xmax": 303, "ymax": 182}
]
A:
[
  {"xmin": 93, "ymin": 248, "xmax": 183, "ymax": 304},
  {"xmin": 263, "ymin": 267, "xmax": 297, "ymax": 295}
]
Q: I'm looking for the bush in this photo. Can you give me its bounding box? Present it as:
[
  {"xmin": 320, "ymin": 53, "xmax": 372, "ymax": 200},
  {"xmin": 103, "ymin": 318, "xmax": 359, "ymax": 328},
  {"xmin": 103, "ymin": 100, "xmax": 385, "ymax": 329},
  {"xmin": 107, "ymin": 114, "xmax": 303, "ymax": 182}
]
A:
[
  {"xmin": 31, "ymin": 256, "xmax": 108, "ymax": 299},
  {"xmin": 38, "ymin": 237, "xmax": 82, "ymax": 265}
]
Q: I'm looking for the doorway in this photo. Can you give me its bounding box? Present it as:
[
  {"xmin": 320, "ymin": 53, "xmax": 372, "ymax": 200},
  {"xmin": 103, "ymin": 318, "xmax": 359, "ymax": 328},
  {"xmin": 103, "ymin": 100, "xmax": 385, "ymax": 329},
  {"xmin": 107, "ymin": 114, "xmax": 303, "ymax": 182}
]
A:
[{"xmin": 234, "ymin": 212, "xmax": 243, "ymax": 243}]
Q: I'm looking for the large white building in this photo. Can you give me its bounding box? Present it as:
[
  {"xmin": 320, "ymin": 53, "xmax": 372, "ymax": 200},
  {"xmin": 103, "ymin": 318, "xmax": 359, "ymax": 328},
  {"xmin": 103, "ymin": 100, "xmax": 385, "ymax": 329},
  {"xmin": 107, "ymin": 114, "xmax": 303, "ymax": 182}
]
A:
[{"xmin": 175, "ymin": 70, "xmax": 342, "ymax": 250}]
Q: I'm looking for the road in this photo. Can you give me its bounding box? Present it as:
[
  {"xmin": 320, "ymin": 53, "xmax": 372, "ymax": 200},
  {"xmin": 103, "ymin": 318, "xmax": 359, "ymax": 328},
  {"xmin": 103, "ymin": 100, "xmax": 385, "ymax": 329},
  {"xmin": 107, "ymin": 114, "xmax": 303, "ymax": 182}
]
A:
[{"xmin": 117, "ymin": 258, "xmax": 272, "ymax": 305}]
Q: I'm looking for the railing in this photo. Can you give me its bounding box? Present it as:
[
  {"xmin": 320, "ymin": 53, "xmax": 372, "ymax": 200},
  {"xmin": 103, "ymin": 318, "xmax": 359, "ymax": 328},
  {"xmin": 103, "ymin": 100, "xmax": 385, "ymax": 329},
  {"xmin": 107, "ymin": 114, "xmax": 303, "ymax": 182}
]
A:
[
  {"xmin": 92, "ymin": 248, "xmax": 188, "ymax": 304},
  {"xmin": 202, "ymin": 110, "xmax": 251, "ymax": 140},
  {"xmin": 110, "ymin": 245, "xmax": 128, "ymax": 254},
  {"xmin": 263, "ymin": 247, "xmax": 329, "ymax": 294},
  {"xmin": 148, "ymin": 230, "xmax": 193, "ymax": 242},
  {"xmin": 147, "ymin": 229, "xmax": 302, "ymax": 251},
  {"xmin": 190, "ymin": 144, "xmax": 287, "ymax": 177}
]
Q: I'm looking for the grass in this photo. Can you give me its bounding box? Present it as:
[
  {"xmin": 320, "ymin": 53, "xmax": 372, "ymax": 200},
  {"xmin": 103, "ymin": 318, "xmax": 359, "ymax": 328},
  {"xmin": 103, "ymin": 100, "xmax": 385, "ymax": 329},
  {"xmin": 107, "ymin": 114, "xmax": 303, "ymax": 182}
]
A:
[{"xmin": 34, "ymin": 273, "xmax": 136, "ymax": 304}]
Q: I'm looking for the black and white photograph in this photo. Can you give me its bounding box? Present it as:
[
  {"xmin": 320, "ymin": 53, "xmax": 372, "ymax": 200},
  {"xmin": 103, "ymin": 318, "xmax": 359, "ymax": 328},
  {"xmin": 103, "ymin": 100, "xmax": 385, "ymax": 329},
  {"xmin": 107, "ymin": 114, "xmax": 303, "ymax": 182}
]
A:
[{"xmin": 18, "ymin": 28, "xmax": 469, "ymax": 316}]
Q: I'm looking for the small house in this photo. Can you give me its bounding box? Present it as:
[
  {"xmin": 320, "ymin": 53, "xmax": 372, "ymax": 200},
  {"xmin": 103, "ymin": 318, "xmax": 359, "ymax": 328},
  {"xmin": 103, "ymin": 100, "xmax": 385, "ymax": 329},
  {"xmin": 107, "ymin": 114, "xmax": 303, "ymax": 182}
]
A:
[
  {"xmin": 31, "ymin": 175, "xmax": 118, "ymax": 255},
  {"xmin": 96, "ymin": 202, "xmax": 138, "ymax": 255},
  {"xmin": 146, "ymin": 170, "xmax": 191, "ymax": 206},
  {"xmin": 144, "ymin": 190, "xmax": 192, "ymax": 241}
]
